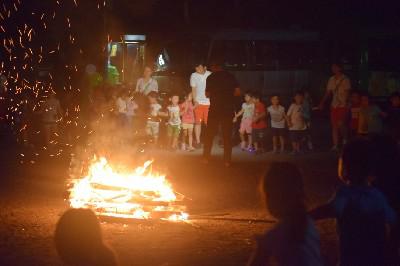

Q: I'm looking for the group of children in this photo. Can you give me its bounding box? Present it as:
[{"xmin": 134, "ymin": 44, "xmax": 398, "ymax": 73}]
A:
[
  {"xmin": 349, "ymin": 91, "xmax": 400, "ymax": 139},
  {"xmin": 234, "ymin": 90, "xmax": 313, "ymax": 155},
  {"xmin": 114, "ymin": 89, "xmax": 199, "ymax": 151},
  {"xmin": 114, "ymin": 86, "xmax": 400, "ymax": 154}
]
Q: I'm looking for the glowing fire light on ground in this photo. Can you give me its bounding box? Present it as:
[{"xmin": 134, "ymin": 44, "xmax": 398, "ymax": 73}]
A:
[{"xmin": 69, "ymin": 157, "xmax": 188, "ymax": 221}]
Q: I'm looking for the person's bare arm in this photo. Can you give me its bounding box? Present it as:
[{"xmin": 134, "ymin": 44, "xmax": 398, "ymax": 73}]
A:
[
  {"xmin": 253, "ymin": 111, "xmax": 266, "ymax": 122},
  {"xmin": 135, "ymin": 79, "xmax": 141, "ymax": 93},
  {"xmin": 286, "ymin": 107, "xmax": 293, "ymax": 127},
  {"xmin": 258, "ymin": 111, "xmax": 266, "ymax": 120},
  {"xmin": 191, "ymin": 86, "xmax": 198, "ymax": 106},
  {"xmin": 179, "ymin": 104, "xmax": 186, "ymax": 116},
  {"xmin": 56, "ymin": 101, "xmax": 63, "ymax": 119},
  {"xmin": 318, "ymin": 90, "xmax": 331, "ymax": 110},
  {"xmin": 309, "ymin": 203, "xmax": 335, "ymax": 220},
  {"xmin": 233, "ymin": 109, "xmax": 244, "ymax": 122},
  {"xmin": 158, "ymin": 111, "xmax": 168, "ymax": 117}
]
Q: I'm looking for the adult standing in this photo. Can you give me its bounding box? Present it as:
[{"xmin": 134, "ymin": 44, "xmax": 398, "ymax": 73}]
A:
[
  {"xmin": 203, "ymin": 62, "xmax": 239, "ymax": 167},
  {"xmin": 41, "ymin": 91, "xmax": 63, "ymax": 146},
  {"xmin": 318, "ymin": 63, "xmax": 351, "ymax": 151},
  {"xmin": 190, "ymin": 61, "xmax": 212, "ymax": 148},
  {"xmin": 136, "ymin": 66, "xmax": 158, "ymax": 96}
]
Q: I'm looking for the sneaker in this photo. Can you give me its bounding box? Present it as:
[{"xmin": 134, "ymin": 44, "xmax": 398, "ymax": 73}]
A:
[
  {"xmin": 187, "ymin": 146, "xmax": 195, "ymax": 152},
  {"xmin": 195, "ymin": 142, "xmax": 202, "ymax": 149},
  {"xmin": 247, "ymin": 147, "xmax": 256, "ymax": 153},
  {"xmin": 240, "ymin": 142, "xmax": 246, "ymax": 150},
  {"xmin": 255, "ymin": 150, "xmax": 263, "ymax": 155},
  {"xmin": 224, "ymin": 161, "xmax": 231, "ymax": 168},
  {"xmin": 330, "ymin": 145, "xmax": 338, "ymax": 152},
  {"xmin": 307, "ymin": 142, "xmax": 314, "ymax": 151}
]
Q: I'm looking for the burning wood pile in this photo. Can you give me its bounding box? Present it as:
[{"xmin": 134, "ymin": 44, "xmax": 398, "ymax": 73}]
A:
[{"xmin": 68, "ymin": 157, "xmax": 188, "ymax": 221}]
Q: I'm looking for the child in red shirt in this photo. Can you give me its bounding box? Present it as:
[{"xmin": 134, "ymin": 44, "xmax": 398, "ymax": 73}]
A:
[{"xmin": 252, "ymin": 92, "xmax": 267, "ymax": 154}]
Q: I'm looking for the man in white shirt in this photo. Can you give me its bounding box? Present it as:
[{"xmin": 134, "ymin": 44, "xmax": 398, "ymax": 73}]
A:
[
  {"xmin": 190, "ymin": 62, "xmax": 211, "ymax": 148},
  {"xmin": 318, "ymin": 63, "xmax": 351, "ymax": 151}
]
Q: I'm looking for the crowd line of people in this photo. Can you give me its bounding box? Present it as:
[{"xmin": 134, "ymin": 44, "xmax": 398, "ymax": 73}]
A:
[
  {"xmin": 11, "ymin": 60, "xmax": 400, "ymax": 169},
  {"xmin": 86, "ymin": 62, "xmax": 400, "ymax": 167}
]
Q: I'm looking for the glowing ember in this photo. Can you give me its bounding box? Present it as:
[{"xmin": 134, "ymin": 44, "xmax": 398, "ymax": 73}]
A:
[{"xmin": 68, "ymin": 157, "xmax": 188, "ymax": 221}]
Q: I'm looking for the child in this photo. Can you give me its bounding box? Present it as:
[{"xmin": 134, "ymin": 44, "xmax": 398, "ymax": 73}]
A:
[
  {"xmin": 115, "ymin": 90, "xmax": 128, "ymax": 127},
  {"xmin": 233, "ymin": 91, "xmax": 255, "ymax": 151},
  {"xmin": 125, "ymin": 92, "xmax": 138, "ymax": 129},
  {"xmin": 385, "ymin": 92, "xmax": 400, "ymax": 142},
  {"xmin": 310, "ymin": 139, "xmax": 397, "ymax": 266},
  {"xmin": 251, "ymin": 92, "xmax": 267, "ymax": 154},
  {"xmin": 286, "ymin": 91, "xmax": 307, "ymax": 155},
  {"xmin": 349, "ymin": 90, "xmax": 361, "ymax": 138},
  {"xmin": 247, "ymin": 162, "xmax": 323, "ymax": 266},
  {"xmin": 41, "ymin": 91, "xmax": 63, "ymax": 146},
  {"xmin": 358, "ymin": 93, "xmax": 385, "ymax": 136},
  {"xmin": 180, "ymin": 91, "xmax": 195, "ymax": 151},
  {"xmin": 164, "ymin": 93, "xmax": 181, "ymax": 150},
  {"xmin": 55, "ymin": 208, "xmax": 118, "ymax": 266},
  {"xmin": 146, "ymin": 92, "xmax": 162, "ymax": 145},
  {"xmin": 267, "ymin": 95, "xmax": 286, "ymax": 153}
]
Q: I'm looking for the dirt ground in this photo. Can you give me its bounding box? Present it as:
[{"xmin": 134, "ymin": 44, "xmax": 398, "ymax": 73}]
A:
[{"xmin": 0, "ymin": 146, "xmax": 340, "ymax": 266}]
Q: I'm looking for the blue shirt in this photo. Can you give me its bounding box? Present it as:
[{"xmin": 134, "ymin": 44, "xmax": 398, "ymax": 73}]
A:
[
  {"xmin": 256, "ymin": 217, "xmax": 323, "ymax": 266},
  {"xmin": 331, "ymin": 185, "xmax": 397, "ymax": 265}
]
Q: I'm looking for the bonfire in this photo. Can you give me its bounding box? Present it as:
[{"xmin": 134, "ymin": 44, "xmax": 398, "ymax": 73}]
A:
[{"xmin": 68, "ymin": 157, "xmax": 188, "ymax": 221}]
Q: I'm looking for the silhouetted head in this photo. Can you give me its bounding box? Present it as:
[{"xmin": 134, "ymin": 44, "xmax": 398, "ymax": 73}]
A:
[
  {"xmin": 54, "ymin": 208, "xmax": 112, "ymax": 266},
  {"xmin": 340, "ymin": 139, "xmax": 373, "ymax": 185},
  {"xmin": 331, "ymin": 63, "xmax": 343, "ymax": 75},
  {"xmin": 262, "ymin": 162, "xmax": 306, "ymax": 220},
  {"xmin": 208, "ymin": 57, "xmax": 224, "ymax": 72}
]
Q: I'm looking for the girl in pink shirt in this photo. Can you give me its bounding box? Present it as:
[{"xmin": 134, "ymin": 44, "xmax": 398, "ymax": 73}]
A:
[{"xmin": 180, "ymin": 91, "xmax": 195, "ymax": 151}]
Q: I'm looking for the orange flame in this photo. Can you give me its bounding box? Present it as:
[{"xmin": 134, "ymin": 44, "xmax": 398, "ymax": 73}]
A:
[{"xmin": 69, "ymin": 157, "xmax": 188, "ymax": 221}]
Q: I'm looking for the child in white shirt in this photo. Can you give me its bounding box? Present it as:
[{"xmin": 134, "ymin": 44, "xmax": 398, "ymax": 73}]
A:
[
  {"xmin": 146, "ymin": 92, "xmax": 162, "ymax": 144},
  {"xmin": 267, "ymin": 95, "xmax": 286, "ymax": 153},
  {"xmin": 160, "ymin": 94, "xmax": 181, "ymax": 150},
  {"xmin": 125, "ymin": 92, "xmax": 138, "ymax": 129},
  {"xmin": 286, "ymin": 91, "xmax": 307, "ymax": 155}
]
